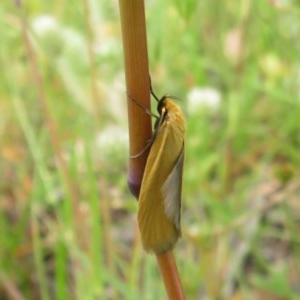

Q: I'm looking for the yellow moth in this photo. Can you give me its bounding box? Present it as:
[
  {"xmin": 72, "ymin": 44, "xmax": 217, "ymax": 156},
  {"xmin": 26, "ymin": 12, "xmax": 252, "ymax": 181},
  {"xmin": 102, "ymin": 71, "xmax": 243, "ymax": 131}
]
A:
[{"xmin": 134, "ymin": 89, "xmax": 185, "ymax": 254}]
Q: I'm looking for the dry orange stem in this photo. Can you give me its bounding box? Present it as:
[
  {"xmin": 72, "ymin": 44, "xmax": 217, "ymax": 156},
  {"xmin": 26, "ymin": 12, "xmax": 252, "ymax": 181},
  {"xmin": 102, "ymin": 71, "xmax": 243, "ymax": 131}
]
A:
[
  {"xmin": 118, "ymin": 1, "xmax": 186, "ymax": 299},
  {"xmin": 156, "ymin": 252, "xmax": 186, "ymax": 300},
  {"xmin": 119, "ymin": 0, "xmax": 152, "ymax": 197}
]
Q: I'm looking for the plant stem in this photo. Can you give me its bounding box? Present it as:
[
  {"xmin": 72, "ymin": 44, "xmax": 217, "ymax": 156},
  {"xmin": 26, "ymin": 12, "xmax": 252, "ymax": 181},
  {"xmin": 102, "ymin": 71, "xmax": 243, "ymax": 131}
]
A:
[
  {"xmin": 157, "ymin": 252, "xmax": 186, "ymax": 300},
  {"xmin": 118, "ymin": 0, "xmax": 152, "ymax": 198}
]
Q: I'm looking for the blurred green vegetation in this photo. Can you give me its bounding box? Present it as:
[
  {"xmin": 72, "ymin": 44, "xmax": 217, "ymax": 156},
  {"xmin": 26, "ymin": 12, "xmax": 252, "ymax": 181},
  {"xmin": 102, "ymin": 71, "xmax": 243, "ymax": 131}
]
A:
[{"xmin": 1, "ymin": 0, "xmax": 300, "ymax": 299}]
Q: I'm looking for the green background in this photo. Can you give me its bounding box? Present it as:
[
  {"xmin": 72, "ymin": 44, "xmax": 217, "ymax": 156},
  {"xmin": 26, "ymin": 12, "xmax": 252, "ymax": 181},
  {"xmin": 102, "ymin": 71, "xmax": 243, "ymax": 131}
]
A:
[{"xmin": 1, "ymin": 1, "xmax": 300, "ymax": 299}]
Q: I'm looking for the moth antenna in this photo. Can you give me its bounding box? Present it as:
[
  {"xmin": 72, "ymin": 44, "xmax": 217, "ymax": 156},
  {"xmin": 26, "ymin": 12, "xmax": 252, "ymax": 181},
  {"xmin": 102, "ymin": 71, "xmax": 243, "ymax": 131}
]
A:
[
  {"xmin": 167, "ymin": 95, "xmax": 182, "ymax": 102},
  {"xmin": 149, "ymin": 76, "xmax": 160, "ymax": 102},
  {"xmin": 149, "ymin": 76, "xmax": 181, "ymax": 103}
]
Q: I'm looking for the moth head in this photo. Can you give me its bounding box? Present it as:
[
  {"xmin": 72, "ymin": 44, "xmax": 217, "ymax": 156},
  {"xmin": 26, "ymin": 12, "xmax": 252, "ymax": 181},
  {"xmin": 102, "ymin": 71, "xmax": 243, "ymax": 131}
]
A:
[
  {"xmin": 157, "ymin": 95, "xmax": 168, "ymax": 115},
  {"xmin": 153, "ymin": 96, "xmax": 168, "ymax": 130}
]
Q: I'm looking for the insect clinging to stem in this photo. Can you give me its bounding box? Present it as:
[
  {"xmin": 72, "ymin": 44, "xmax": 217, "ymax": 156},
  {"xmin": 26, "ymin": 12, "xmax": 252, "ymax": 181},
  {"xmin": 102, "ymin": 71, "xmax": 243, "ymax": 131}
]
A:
[{"xmin": 128, "ymin": 84, "xmax": 185, "ymax": 254}]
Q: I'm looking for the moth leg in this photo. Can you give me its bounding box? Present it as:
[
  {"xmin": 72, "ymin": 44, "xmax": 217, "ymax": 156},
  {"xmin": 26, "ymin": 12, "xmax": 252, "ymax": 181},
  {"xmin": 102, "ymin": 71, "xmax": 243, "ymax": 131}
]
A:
[
  {"xmin": 126, "ymin": 91, "xmax": 158, "ymax": 118},
  {"xmin": 130, "ymin": 139, "xmax": 153, "ymax": 159}
]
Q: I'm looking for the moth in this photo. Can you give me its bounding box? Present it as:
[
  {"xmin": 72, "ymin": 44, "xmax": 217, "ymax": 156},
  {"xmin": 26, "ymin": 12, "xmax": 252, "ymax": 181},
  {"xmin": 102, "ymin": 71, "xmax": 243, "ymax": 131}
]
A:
[{"xmin": 131, "ymin": 88, "xmax": 185, "ymax": 254}]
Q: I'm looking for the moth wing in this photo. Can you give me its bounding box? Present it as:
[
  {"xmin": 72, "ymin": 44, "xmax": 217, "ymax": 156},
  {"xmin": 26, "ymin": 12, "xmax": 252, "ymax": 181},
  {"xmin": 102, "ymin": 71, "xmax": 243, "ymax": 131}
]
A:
[
  {"xmin": 138, "ymin": 102, "xmax": 185, "ymax": 253},
  {"xmin": 138, "ymin": 126, "xmax": 183, "ymax": 253},
  {"xmin": 162, "ymin": 145, "xmax": 184, "ymax": 230}
]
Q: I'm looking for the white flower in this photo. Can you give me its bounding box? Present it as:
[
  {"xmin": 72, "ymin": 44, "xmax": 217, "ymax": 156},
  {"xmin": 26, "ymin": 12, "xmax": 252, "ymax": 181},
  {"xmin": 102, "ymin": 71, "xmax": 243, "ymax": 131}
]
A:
[
  {"xmin": 31, "ymin": 15, "xmax": 59, "ymax": 36},
  {"xmin": 96, "ymin": 125, "xmax": 128, "ymax": 160},
  {"xmin": 187, "ymin": 87, "xmax": 221, "ymax": 114}
]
